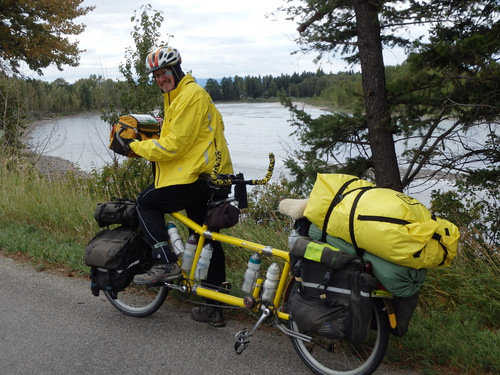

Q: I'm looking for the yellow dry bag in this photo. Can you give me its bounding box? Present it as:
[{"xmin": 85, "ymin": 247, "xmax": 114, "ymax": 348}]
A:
[{"xmin": 303, "ymin": 174, "xmax": 460, "ymax": 269}]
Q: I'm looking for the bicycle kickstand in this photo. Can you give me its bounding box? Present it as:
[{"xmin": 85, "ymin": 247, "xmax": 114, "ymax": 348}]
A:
[{"xmin": 234, "ymin": 305, "xmax": 273, "ymax": 355}]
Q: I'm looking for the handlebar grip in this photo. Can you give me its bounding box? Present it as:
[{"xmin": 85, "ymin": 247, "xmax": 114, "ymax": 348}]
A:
[
  {"xmin": 210, "ymin": 151, "xmax": 275, "ymax": 186},
  {"xmin": 211, "ymin": 151, "xmax": 232, "ymax": 186},
  {"xmin": 250, "ymin": 153, "xmax": 274, "ymax": 185}
]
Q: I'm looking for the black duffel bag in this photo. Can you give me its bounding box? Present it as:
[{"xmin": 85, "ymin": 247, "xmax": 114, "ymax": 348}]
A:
[{"xmin": 93, "ymin": 198, "xmax": 138, "ymax": 228}]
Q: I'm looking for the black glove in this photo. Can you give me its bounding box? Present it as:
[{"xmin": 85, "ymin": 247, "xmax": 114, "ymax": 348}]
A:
[{"xmin": 122, "ymin": 138, "xmax": 139, "ymax": 156}]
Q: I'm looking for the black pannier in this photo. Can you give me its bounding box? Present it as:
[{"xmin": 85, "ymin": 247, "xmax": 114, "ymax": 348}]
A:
[
  {"xmin": 84, "ymin": 226, "xmax": 148, "ymax": 298},
  {"xmin": 288, "ymin": 236, "xmax": 378, "ymax": 345}
]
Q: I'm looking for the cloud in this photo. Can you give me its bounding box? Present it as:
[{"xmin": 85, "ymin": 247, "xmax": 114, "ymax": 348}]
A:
[
  {"xmin": 35, "ymin": 0, "xmax": 406, "ymax": 83},
  {"xmin": 33, "ymin": 0, "xmax": 320, "ymax": 82}
]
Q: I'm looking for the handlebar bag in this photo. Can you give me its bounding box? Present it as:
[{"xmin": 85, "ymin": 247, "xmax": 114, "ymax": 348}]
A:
[
  {"xmin": 84, "ymin": 226, "xmax": 147, "ymax": 298},
  {"xmin": 205, "ymin": 203, "xmax": 240, "ymax": 231},
  {"xmin": 109, "ymin": 114, "xmax": 161, "ymax": 157},
  {"xmin": 93, "ymin": 198, "xmax": 138, "ymax": 228},
  {"xmin": 289, "ymin": 236, "xmax": 378, "ymax": 345}
]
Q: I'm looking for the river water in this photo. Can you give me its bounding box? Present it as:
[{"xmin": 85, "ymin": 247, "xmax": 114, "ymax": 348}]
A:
[
  {"xmin": 29, "ymin": 102, "xmax": 469, "ymax": 206},
  {"xmin": 29, "ymin": 102, "xmax": 324, "ymax": 179}
]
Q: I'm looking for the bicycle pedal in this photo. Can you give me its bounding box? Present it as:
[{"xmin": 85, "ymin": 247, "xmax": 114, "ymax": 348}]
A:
[
  {"xmin": 234, "ymin": 340, "xmax": 248, "ymax": 355},
  {"xmin": 234, "ymin": 328, "xmax": 251, "ymax": 355}
]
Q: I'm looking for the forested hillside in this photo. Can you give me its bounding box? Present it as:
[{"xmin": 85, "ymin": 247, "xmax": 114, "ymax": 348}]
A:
[{"xmin": 0, "ymin": 68, "xmax": 362, "ymax": 120}]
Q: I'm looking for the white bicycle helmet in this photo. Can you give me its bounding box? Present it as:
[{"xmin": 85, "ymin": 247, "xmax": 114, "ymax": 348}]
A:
[{"xmin": 145, "ymin": 46, "xmax": 182, "ymax": 73}]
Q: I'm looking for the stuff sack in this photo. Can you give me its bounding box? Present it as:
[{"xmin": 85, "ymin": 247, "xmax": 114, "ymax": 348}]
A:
[
  {"xmin": 288, "ymin": 236, "xmax": 378, "ymax": 344},
  {"xmin": 94, "ymin": 198, "xmax": 138, "ymax": 228},
  {"xmin": 84, "ymin": 226, "xmax": 148, "ymax": 298},
  {"xmin": 303, "ymin": 173, "xmax": 460, "ymax": 269},
  {"xmin": 109, "ymin": 114, "xmax": 161, "ymax": 157}
]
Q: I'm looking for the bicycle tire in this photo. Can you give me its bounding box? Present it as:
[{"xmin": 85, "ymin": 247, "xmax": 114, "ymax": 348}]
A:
[
  {"xmin": 104, "ymin": 283, "xmax": 169, "ymax": 318},
  {"xmin": 288, "ymin": 294, "xmax": 389, "ymax": 375},
  {"xmin": 101, "ymin": 234, "xmax": 170, "ymax": 318}
]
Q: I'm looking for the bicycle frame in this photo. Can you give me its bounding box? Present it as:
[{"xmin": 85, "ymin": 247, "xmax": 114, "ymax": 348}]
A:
[{"xmin": 170, "ymin": 211, "xmax": 291, "ymax": 321}]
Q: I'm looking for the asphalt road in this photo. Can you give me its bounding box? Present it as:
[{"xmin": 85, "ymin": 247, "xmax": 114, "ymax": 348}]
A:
[{"xmin": 0, "ymin": 252, "xmax": 423, "ymax": 375}]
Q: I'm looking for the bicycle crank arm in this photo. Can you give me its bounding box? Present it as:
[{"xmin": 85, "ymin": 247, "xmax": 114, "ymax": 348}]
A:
[
  {"xmin": 276, "ymin": 323, "xmax": 312, "ymax": 343},
  {"xmin": 250, "ymin": 306, "xmax": 272, "ymax": 335},
  {"xmin": 160, "ymin": 281, "xmax": 189, "ymax": 293}
]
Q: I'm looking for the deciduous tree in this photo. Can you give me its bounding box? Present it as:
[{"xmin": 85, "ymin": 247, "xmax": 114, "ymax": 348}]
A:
[{"xmin": 0, "ymin": 0, "xmax": 95, "ymax": 75}]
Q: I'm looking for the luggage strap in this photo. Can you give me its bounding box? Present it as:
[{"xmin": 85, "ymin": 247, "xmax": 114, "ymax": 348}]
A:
[
  {"xmin": 321, "ymin": 178, "xmax": 359, "ymax": 242},
  {"xmin": 320, "ymin": 178, "xmax": 374, "ymax": 258},
  {"xmin": 348, "ymin": 187, "xmax": 373, "ymax": 258}
]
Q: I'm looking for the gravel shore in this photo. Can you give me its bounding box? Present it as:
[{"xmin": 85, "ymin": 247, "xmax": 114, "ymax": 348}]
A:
[{"xmin": 31, "ymin": 154, "xmax": 89, "ymax": 178}]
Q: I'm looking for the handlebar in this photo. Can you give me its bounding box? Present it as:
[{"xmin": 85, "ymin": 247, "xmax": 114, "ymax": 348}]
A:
[{"xmin": 210, "ymin": 151, "xmax": 275, "ymax": 186}]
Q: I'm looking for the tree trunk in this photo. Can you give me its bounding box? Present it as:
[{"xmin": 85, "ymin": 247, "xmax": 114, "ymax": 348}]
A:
[{"xmin": 352, "ymin": 0, "xmax": 402, "ymax": 191}]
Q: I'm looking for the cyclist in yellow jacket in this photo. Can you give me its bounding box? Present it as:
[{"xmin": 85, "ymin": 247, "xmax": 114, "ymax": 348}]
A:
[{"xmin": 129, "ymin": 46, "xmax": 233, "ymax": 327}]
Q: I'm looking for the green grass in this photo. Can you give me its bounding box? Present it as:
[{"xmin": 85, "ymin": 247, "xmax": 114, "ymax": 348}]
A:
[
  {"xmin": 0, "ymin": 221, "xmax": 87, "ymax": 273},
  {"xmin": 387, "ymin": 236, "xmax": 500, "ymax": 374},
  {"xmin": 1, "ymin": 156, "xmax": 499, "ymax": 374}
]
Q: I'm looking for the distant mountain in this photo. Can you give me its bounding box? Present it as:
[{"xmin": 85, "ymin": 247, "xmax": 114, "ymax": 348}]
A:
[{"xmin": 194, "ymin": 78, "xmax": 208, "ymax": 88}]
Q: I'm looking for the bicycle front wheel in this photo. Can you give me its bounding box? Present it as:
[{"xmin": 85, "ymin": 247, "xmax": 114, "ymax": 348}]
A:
[
  {"xmin": 104, "ymin": 283, "xmax": 169, "ymax": 318},
  {"xmin": 288, "ymin": 299, "xmax": 390, "ymax": 375}
]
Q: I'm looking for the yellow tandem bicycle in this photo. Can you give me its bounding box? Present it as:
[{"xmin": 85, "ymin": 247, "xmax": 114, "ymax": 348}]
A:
[{"xmin": 101, "ymin": 154, "xmax": 392, "ymax": 375}]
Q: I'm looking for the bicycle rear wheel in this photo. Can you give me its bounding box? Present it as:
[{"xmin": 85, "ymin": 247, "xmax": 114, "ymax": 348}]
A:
[
  {"xmin": 102, "ymin": 237, "xmax": 170, "ymax": 318},
  {"xmin": 104, "ymin": 283, "xmax": 168, "ymax": 318},
  {"xmin": 288, "ymin": 298, "xmax": 389, "ymax": 375}
]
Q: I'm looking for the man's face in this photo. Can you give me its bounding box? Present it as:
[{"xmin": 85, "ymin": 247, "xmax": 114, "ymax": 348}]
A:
[{"xmin": 153, "ymin": 68, "xmax": 175, "ymax": 92}]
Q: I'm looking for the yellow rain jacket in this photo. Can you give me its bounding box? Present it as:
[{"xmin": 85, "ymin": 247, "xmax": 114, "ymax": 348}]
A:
[{"xmin": 130, "ymin": 74, "xmax": 233, "ymax": 187}]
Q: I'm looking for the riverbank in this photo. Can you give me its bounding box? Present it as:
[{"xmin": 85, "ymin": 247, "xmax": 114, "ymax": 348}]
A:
[{"xmin": 23, "ymin": 112, "xmax": 102, "ymax": 178}]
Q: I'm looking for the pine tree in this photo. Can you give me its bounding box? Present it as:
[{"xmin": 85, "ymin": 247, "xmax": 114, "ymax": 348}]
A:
[{"xmin": 279, "ymin": 0, "xmax": 500, "ymax": 193}]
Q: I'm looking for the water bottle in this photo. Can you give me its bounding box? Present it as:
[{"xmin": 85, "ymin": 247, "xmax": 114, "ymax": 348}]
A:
[
  {"xmin": 195, "ymin": 243, "xmax": 213, "ymax": 280},
  {"xmin": 167, "ymin": 222, "xmax": 185, "ymax": 256},
  {"xmin": 261, "ymin": 262, "xmax": 280, "ymax": 301},
  {"xmin": 181, "ymin": 234, "xmax": 198, "ymax": 271},
  {"xmin": 288, "ymin": 228, "xmax": 300, "ymax": 249},
  {"xmin": 241, "ymin": 253, "xmax": 261, "ymax": 294}
]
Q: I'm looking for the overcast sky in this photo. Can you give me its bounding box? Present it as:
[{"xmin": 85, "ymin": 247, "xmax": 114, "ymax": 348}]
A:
[{"xmin": 35, "ymin": 0, "xmax": 407, "ymax": 83}]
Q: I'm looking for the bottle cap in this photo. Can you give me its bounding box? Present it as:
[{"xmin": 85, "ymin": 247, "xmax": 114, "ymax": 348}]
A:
[{"xmin": 249, "ymin": 254, "xmax": 261, "ymax": 264}]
